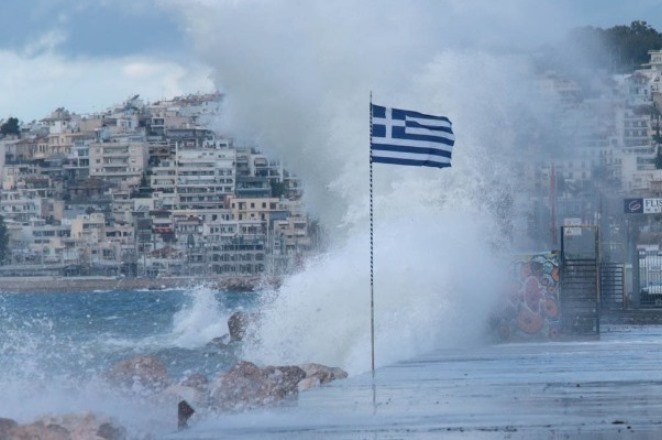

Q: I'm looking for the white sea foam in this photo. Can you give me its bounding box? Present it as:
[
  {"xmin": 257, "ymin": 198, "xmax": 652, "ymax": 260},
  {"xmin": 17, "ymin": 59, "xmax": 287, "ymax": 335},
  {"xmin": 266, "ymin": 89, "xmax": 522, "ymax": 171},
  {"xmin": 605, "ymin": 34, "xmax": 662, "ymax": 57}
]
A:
[
  {"xmin": 243, "ymin": 207, "xmax": 507, "ymax": 374},
  {"xmin": 166, "ymin": 0, "xmax": 576, "ymax": 374},
  {"xmin": 170, "ymin": 285, "xmax": 230, "ymax": 348}
]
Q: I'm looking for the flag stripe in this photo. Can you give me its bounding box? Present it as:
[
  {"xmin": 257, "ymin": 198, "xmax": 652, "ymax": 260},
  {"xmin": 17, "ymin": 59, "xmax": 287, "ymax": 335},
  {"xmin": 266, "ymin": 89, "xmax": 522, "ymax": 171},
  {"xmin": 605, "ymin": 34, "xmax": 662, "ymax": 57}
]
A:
[
  {"xmin": 405, "ymin": 120, "xmax": 453, "ymax": 133},
  {"xmin": 404, "ymin": 126, "xmax": 453, "ymax": 137},
  {"xmin": 372, "ymin": 156, "xmax": 451, "ymax": 168},
  {"xmin": 372, "ymin": 124, "xmax": 455, "ymax": 143},
  {"xmin": 371, "ymin": 137, "xmax": 453, "ymax": 151},
  {"xmin": 392, "ymin": 126, "xmax": 455, "ymax": 145},
  {"xmin": 371, "ymin": 149, "xmax": 451, "ymax": 165},
  {"xmin": 371, "ymin": 143, "xmax": 452, "ymax": 159},
  {"xmin": 392, "ymin": 108, "xmax": 451, "ymax": 124},
  {"xmin": 372, "ymin": 116, "xmax": 453, "ymax": 130},
  {"xmin": 403, "ymin": 116, "xmax": 452, "ymax": 128}
]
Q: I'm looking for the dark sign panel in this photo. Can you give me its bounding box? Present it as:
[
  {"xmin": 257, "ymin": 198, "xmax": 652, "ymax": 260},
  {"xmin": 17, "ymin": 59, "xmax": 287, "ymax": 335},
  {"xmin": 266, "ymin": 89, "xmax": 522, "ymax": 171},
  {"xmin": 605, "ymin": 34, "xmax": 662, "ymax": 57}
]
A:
[{"xmin": 624, "ymin": 198, "xmax": 644, "ymax": 214}]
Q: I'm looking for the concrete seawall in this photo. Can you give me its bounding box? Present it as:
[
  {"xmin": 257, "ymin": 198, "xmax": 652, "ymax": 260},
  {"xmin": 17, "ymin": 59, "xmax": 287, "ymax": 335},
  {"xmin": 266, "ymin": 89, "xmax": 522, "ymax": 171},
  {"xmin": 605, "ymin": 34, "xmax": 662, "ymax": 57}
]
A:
[{"xmin": 0, "ymin": 276, "xmax": 280, "ymax": 293}]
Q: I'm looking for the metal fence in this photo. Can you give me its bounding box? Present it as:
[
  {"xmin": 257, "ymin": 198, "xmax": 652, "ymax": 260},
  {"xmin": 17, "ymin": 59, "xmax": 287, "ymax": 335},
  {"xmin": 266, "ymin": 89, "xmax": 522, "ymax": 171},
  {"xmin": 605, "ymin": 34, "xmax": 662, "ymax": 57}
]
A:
[{"xmin": 639, "ymin": 253, "xmax": 662, "ymax": 307}]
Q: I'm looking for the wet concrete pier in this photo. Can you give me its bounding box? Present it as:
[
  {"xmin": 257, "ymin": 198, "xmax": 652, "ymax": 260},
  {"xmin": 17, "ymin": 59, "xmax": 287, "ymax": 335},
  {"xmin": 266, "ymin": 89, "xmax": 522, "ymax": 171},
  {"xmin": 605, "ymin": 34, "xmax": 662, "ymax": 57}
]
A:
[{"xmin": 174, "ymin": 325, "xmax": 662, "ymax": 439}]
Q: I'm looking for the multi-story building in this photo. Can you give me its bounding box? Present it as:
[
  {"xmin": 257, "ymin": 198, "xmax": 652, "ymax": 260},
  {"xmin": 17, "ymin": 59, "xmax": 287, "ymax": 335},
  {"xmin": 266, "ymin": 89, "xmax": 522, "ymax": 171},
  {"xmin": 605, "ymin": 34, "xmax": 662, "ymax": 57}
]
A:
[
  {"xmin": 620, "ymin": 107, "xmax": 651, "ymax": 148},
  {"xmin": 0, "ymin": 190, "xmax": 44, "ymax": 224},
  {"xmin": 89, "ymin": 138, "xmax": 148, "ymax": 186},
  {"xmin": 0, "ymin": 92, "xmax": 316, "ymax": 277},
  {"xmin": 69, "ymin": 213, "xmax": 106, "ymax": 243},
  {"xmin": 229, "ymin": 196, "xmax": 279, "ymax": 223},
  {"xmin": 63, "ymin": 136, "xmax": 94, "ymax": 181},
  {"xmin": 151, "ymin": 147, "xmax": 235, "ymax": 210}
]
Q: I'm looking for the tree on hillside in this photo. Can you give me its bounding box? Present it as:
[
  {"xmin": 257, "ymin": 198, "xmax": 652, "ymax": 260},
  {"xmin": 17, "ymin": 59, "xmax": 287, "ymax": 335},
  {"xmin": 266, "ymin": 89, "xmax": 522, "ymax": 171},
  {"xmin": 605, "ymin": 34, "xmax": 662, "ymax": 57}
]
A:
[
  {"xmin": 604, "ymin": 21, "xmax": 662, "ymax": 71},
  {"xmin": 0, "ymin": 117, "xmax": 20, "ymax": 137},
  {"xmin": 0, "ymin": 215, "xmax": 8, "ymax": 265},
  {"xmin": 567, "ymin": 21, "xmax": 662, "ymax": 73}
]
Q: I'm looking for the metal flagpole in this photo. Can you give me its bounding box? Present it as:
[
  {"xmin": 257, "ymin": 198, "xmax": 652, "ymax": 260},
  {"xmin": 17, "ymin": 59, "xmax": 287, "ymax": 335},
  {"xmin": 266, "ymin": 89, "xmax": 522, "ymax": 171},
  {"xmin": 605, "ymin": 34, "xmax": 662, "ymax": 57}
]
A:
[{"xmin": 369, "ymin": 93, "xmax": 376, "ymax": 411}]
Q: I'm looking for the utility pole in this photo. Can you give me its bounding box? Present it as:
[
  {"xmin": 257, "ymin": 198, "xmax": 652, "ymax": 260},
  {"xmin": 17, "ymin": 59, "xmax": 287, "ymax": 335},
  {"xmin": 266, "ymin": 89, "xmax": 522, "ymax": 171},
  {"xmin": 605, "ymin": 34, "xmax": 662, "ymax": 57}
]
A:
[{"xmin": 550, "ymin": 162, "xmax": 558, "ymax": 248}]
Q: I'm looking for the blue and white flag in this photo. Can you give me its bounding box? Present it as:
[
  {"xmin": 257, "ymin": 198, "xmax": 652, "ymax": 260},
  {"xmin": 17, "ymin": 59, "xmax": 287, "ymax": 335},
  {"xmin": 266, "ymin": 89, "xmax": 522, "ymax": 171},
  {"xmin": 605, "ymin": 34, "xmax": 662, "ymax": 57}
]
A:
[{"xmin": 370, "ymin": 104, "xmax": 455, "ymax": 169}]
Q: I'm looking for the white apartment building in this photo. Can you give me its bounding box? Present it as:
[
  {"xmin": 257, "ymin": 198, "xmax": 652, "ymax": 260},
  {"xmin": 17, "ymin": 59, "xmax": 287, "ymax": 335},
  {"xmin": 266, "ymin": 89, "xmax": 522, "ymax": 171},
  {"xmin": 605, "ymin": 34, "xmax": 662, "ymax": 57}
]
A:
[
  {"xmin": 24, "ymin": 220, "xmax": 72, "ymax": 265},
  {"xmin": 69, "ymin": 213, "xmax": 106, "ymax": 244},
  {"xmin": 89, "ymin": 139, "xmax": 148, "ymax": 185},
  {"xmin": 272, "ymin": 200, "xmax": 311, "ymax": 253},
  {"xmin": 619, "ymin": 107, "xmax": 651, "ymax": 148},
  {"xmin": 2, "ymin": 163, "xmax": 42, "ymax": 191},
  {"xmin": 151, "ymin": 147, "xmax": 235, "ymax": 210},
  {"xmin": 63, "ymin": 137, "xmax": 92, "ymax": 180},
  {"xmin": 0, "ymin": 190, "xmax": 44, "ymax": 224},
  {"xmin": 229, "ymin": 196, "xmax": 279, "ymax": 222}
]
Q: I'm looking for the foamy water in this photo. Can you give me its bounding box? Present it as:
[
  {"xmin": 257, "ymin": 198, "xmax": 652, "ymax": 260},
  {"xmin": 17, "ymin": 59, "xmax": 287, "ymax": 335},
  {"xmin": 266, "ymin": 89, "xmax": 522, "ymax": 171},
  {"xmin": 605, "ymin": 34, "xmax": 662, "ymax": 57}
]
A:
[
  {"xmin": 170, "ymin": 0, "xmax": 563, "ymax": 379},
  {"xmin": 243, "ymin": 209, "xmax": 508, "ymax": 375},
  {"xmin": 170, "ymin": 286, "xmax": 233, "ymax": 348},
  {"xmin": 0, "ymin": 288, "xmax": 252, "ymax": 436}
]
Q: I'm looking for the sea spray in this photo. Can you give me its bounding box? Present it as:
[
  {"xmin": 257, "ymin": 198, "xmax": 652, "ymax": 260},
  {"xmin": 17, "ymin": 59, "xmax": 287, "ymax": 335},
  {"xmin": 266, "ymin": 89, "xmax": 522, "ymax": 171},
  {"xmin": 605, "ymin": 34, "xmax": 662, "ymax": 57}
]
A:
[
  {"xmin": 0, "ymin": 289, "xmax": 250, "ymax": 436},
  {"xmin": 174, "ymin": 0, "xmax": 565, "ymax": 373},
  {"xmin": 170, "ymin": 285, "xmax": 231, "ymax": 348},
  {"xmin": 242, "ymin": 209, "xmax": 508, "ymax": 375}
]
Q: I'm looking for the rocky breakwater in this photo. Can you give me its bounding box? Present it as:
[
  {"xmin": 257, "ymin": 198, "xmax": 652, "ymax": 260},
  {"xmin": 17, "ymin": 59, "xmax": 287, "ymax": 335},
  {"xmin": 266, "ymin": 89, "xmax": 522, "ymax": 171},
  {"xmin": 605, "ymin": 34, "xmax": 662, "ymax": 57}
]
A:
[
  {"xmin": 0, "ymin": 413, "xmax": 126, "ymax": 440},
  {"xmin": 102, "ymin": 356, "xmax": 347, "ymax": 425},
  {"xmin": 207, "ymin": 360, "xmax": 347, "ymax": 412},
  {"xmin": 103, "ymin": 311, "xmax": 347, "ymax": 429},
  {"xmin": 0, "ymin": 311, "xmax": 349, "ymax": 437}
]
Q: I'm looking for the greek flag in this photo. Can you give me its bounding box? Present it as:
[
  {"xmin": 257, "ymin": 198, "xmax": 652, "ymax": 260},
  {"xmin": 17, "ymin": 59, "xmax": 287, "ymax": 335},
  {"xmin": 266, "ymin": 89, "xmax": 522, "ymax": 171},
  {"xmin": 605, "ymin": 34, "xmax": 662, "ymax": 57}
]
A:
[{"xmin": 371, "ymin": 104, "xmax": 455, "ymax": 169}]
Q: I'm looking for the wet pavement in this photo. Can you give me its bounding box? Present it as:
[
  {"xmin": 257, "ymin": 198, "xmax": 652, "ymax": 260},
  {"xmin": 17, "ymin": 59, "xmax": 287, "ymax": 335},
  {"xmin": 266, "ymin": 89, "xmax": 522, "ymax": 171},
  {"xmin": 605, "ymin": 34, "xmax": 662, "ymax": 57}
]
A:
[{"xmin": 173, "ymin": 325, "xmax": 662, "ymax": 439}]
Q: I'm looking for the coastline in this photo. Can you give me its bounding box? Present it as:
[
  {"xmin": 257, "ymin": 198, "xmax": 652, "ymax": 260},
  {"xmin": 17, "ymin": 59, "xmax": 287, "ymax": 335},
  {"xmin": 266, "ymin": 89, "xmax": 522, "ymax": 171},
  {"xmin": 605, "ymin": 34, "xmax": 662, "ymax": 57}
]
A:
[{"xmin": 0, "ymin": 275, "xmax": 281, "ymax": 293}]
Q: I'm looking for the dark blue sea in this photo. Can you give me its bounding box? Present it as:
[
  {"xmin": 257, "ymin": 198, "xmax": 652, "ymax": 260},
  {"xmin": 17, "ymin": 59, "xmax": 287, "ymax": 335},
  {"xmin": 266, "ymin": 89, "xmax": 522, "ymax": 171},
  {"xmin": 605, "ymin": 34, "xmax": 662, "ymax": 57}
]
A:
[{"xmin": 0, "ymin": 287, "xmax": 258, "ymax": 378}]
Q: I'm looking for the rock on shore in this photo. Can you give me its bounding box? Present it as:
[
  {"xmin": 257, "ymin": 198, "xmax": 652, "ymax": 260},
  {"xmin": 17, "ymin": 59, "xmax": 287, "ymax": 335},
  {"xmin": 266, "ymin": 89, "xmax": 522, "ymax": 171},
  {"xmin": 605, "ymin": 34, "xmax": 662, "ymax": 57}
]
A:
[
  {"xmin": 0, "ymin": 413, "xmax": 126, "ymax": 440},
  {"xmin": 208, "ymin": 361, "xmax": 306, "ymax": 411},
  {"xmin": 106, "ymin": 355, "xmax": 171, "ymax": 392}
]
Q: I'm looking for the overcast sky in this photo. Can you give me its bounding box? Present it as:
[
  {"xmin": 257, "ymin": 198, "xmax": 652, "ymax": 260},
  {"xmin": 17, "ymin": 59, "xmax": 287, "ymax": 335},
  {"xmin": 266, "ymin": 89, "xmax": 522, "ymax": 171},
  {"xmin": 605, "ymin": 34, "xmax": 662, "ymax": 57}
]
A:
[
  {"xmin": 1, "ymin": 0, "xmax": 662, "ymax": 121},
  {"xmin": 0, "ymin": 0, "xmax": 214, "ymax": 121}
]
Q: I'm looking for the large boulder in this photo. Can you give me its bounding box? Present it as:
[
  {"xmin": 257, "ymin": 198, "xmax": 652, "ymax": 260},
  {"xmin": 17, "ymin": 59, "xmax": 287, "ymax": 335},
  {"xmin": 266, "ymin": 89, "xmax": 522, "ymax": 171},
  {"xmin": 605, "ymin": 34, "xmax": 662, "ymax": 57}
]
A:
[
  {"xmin": 298, "ymin": 363, "xmax": 348, "ymax": 385},
  {"xmin": 206, "ymin": 334, "xmax": 231, "ymax": 349},
  {"xmin": 181, "ymin": 373, "xmax": 209, "ymax": 391},
  {"xmin": 297, "ymin": 375, "xmax": 321, "ymax": 392},
  {"xmin": 207, "ymin": 360, "xmax": 349, "ymax": 411},
  {"xmin": 263, "ymin": 365, "xmax": 307, "ymax": 398},
  {"xmin": 208, "ymin": 361, "xmax": 305, "ymax": 412},
  {"xmin": 227, "ymin": 311, "xmax": 256, "ymax": 342},
  {"xmin": 1, "ymin": 413, "xmax": 126, "ymax": 440},
  {"xmin": 2, "ymin": 422, "xmax": 70, "ymax": 440},
  {"xmin": 161, "ymin": 373, "xmax": 211, "ymax": 408},
  {"xmin": 106, "ymin": 355, "xmax": 170, "ymax": 392}
]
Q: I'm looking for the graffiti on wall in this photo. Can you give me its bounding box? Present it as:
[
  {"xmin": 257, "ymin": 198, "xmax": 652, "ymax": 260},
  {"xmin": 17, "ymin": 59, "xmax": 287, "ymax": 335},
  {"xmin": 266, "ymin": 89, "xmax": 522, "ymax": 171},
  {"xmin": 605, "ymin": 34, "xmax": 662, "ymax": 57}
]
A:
[{"xmin": 492, "ymin": 252, "xmax": 561, "ymax": 340}]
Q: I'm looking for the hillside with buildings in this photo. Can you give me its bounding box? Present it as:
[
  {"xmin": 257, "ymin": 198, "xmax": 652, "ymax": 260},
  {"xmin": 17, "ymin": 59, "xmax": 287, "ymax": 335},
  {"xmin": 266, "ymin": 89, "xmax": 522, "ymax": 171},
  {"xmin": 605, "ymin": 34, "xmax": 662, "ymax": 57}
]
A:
[
  {"xmin": 5, "ymin": 47, "xmax": 662, "ymax": 281},
  {"xmin": 0, "ymin": 93, "xmax": 321, "ymax": 279},
  {"xmin": 515, "ymin": 48, "xmax": 662, "ymax": 257}
]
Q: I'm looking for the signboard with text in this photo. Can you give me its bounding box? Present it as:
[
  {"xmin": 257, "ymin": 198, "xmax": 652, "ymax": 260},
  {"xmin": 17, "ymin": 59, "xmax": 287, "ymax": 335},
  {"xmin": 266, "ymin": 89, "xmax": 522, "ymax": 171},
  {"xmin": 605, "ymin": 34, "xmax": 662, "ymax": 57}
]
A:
[
  {"xmin": 563, "ymin": 218, "xmax": 583, "ymax": 236},
  {"xmin": 623, "ymin": 198, "xmax": 662, "ymax": 214}
]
